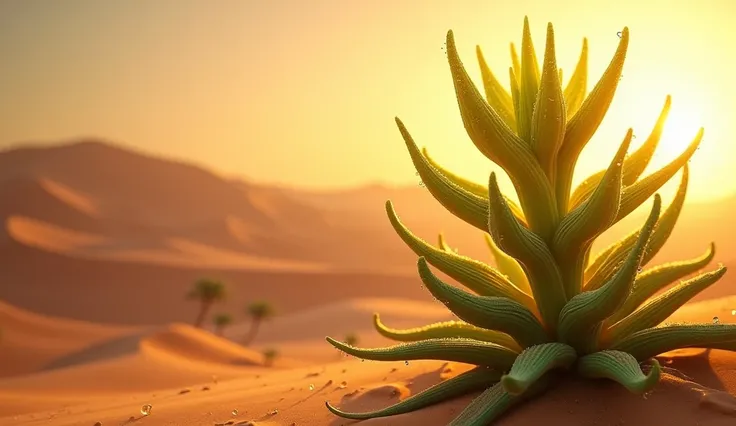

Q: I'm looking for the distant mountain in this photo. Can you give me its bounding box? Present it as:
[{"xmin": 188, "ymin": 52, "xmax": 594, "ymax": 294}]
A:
[{"xmin": 0, "ymin": 139, "xmax": 733, "ymax": 324}]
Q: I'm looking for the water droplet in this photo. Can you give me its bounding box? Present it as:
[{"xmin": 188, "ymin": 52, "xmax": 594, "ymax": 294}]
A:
[
  {"xmin": 140, "ymin": 404, "xmax": 152, "ymax": 416},
  {"xmin": 616, "ymin": 162, "xmax": 622, "ymax": 166},
  {"xmin": 731, "ymin": 309, "xmax": 736, "ymax": 316},
  {"xmin": 713, "ymin": 316, "xmax": 720, "ymax": 324},
  {"xmin": 308, "ymin": 384, "xmax": 315, "ymax": 391},
  {"xmin": 339, "ymin": 380, "xmax": 347, "ymax": 389},
  {"xmin": 231, "ymin": 409, "xmax": 238, "ymax": 416},
  {"xmin": 268, "ymin": 409, "xmax": 279, "ymax": 416},
  {"xmin": 405, "ymin": 361, "xmax": 409, "ymax": 366}
]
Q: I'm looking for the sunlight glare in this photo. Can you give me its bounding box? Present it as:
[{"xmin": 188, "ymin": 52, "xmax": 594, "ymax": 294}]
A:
[{"xmin": 653, "ymin": 101, "xmax": 704, "ymax": 164}]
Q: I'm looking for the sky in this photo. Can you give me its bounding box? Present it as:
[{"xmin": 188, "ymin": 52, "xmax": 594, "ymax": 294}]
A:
[{"xmin": 0, "ymin": 0, "xmax": 735, "ymax": 202}]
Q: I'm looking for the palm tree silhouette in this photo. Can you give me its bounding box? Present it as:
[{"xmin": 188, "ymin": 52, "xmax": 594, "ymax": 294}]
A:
[
  {"xmin": 186, "ymin": 279, "xmax": 226, "ymax": 328},
  {"xmin": 212, "ymin": 313, "xmax": 233, "ymax": 336},
  {"xmin": 344, "ymin": 333, "xmax": 359, "ymax": 346},
  {"xmin": 262, "ymin": 348, "xmax": 279, "ymax": 366},
  {"xmin": 243, "ymin": 301, "xmax": 275, "ymax": 346}
]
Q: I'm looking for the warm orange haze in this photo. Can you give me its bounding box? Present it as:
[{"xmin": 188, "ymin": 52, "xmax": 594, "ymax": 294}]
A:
[{"xmin": 1, "ymin": 0, "xmax": 736, "ymax": 425}]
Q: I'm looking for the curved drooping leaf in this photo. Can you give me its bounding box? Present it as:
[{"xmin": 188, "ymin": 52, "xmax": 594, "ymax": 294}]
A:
[
  {"xmin": 326, "ymin": 366, "xmax": 500, "ymax": 420},
  {"xmin": 373, "ymin": 313, "xmax": 522, "ymax": 351},
  {"xmin": 326, "ymin": 336, "xmax": 519, "ymax": 369},
  {"xmin": 612, "ymin": 324, "xmax": 736, "ymax": 361},
  {"xmin": 578, "ymin": 350, "xmax": 661, "ymax": 394},
  {"xmin": 501, "ymin": 343, "xmax": 576, "ymax": 395},
  {"xmin": 422, "ymin": 147, "xmax": 527, "ymax": 224},
  {"xmin": 395, "ymin": 119, "xmax": 489, "ymax": 232}
]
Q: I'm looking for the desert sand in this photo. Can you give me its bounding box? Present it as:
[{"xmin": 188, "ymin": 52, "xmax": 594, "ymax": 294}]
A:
[
  {"xmin": 3, "ymin": 297, "xmax": 736, "ymax": 426},
  {"xmin": 1, "ymin": 142, "xmax": 736, "ymax": 425}
]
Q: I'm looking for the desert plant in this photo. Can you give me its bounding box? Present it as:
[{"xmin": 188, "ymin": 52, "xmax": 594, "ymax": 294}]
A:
[
  {"xmin": 187, "ymin": 278, "xmax": 226, "ymax": 328},
  {"xmin": 324, "ymin": 17, "xmax": 731, "ymax": 425},
  {"xmin": 212, "ymin": 313, "xmax": 233, "ymax": 336},
  {"xmin": 243, "ymin": 301, "xmax": 275, "ymax": 346},
  {"xmin": 262, "ymin": 347, "xmax": 279, "ymax": 366},
  {"xmin": 344, "ymin": 333, "xmax": 359, "ymax": 347}
]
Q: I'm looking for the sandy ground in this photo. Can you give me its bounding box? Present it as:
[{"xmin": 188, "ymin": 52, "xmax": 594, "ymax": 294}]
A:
[{"xmin": 2, "ymin": 295, "xmax": 736, "ymax": 426}]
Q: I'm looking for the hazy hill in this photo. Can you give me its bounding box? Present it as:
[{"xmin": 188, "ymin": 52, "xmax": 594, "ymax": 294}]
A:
[{"xmin": 0, "ymin": 139, "xmax": 733, "ymax": 324}]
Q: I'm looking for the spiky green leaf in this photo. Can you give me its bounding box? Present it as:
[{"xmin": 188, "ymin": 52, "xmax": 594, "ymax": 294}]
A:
[
  {"xmin": 487, "ymin": 173, "xmax": 567, "ymax": 330},
  {"xmin": 476, "ymin": 45, "xmax": 516, "ymax": 131},
  {"xmin": 552, "ymin": 128, "xmax": 631, "ymax": 297},
  {"xmin": 562, "ymin": 38, "xmax": 588, "ymax": 118},
  {"xmin": 517, "ymin": 16, "xmax": 541, "ymax": 142},
  {"xmin": 417, "ymin": 258, "xmax": 548, "ymax": 348},
  {"xmin": 557, "ymin": 195, "xmax": 661, "ymax": 352},
  {"xmin": 446, "ymin": 30, "xmax": 559, "ymax": 238},
  {"xmin": 606, "ymin": 243, "xmax": 716, "ymax": 324},
  {"xmin": 604, "ymin": 266, "xmax": 727, "ymax": 345},
  {"xmin": 387, "ymin": 201, "xmax": 534, "ymax": 307},
  {"xmin": 484, "ymin": 233, "xmax": 532, "ymax": 295},
  {"xmin": 373, "ymin": 313, "xmax": 522, "ymax": 351},
  {"xmin": 530, "ymin": 23, "xmax": 566, "ymax": 183},
  {"xmin": 613, "ymin": 324, "xmax": 736, "ymax": 361},
  {"xmin": 555, "ymin": 28, "xmax": 629, "ymax": 214}
]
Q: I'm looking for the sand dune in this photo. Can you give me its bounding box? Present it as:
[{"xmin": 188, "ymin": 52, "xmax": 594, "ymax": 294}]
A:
[
  {"xmin": 1, "ymin": 141, "xmax": 735, "ymax": 327},
  {"xmin": 0, "ymin": 302, "xmax": 311, "ymax": 419},
  {"xmin": 3, "ymin": 296, "xmax": 736, "ymax": 425},
  {"xmin": 0, "ymin": 300, "xmax": 136, "ymax": 378},
  {"xmin": 228, "ymin": 297, "xmax": 457, "ymax": 362}
]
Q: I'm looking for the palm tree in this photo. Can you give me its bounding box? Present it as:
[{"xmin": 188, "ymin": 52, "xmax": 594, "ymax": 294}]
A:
[
  {"xmin": 212, "ymin": 313, "xmax": 233, "ymax": 336},
  {"xmin": 243, "ymin": 301, "xmax": 275, "ymax": 346},
  {"xmin": 344, "ymin": 333, "xmax": 359, "ymax": 346},
  {"xmin": 186, "ymin": 278, "xmax": 226, "ymax": 328},
  {"xmin": 262, "ymin": 348, "xmax": 279, "ymax": 366}
]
